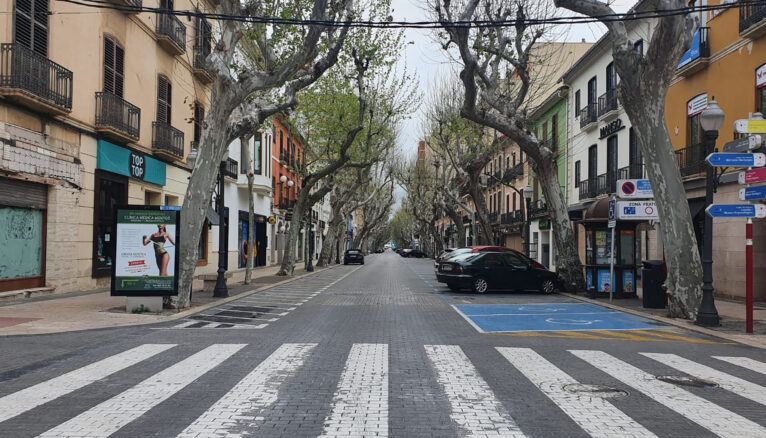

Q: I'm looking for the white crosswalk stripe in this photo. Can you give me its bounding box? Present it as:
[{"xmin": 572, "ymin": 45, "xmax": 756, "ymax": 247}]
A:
[
  {"xmin": 571, "ymin": 350, "xmax": 766, "ymax": 438},
  {"xmin": 643, "ymin": 353, "xmax": 766, "ymax": 407},
  {"xmin": 37, "ymin": 344, "xmax": 245, "ymax": 438},
  {"xmin": 320, "ymin": 343, "xmax": 389, "ymax": 438},
  {"xmin": 0, "ymin": 344, "xmax": 175, "ymax": 424},
  {"xmin": 497, "ymin": 347, "xmax": 657, "ymax": 438},
  {"xmin": 713, "ymin": 356, "xmax": 766, "ymax": 376},
  {"xmin": 424, "ymin": 345, "xmax": 526, "ymax": 437},
  {"xmin": 178, "ymin": 343, "xmax": 317, "ymax": 437}
]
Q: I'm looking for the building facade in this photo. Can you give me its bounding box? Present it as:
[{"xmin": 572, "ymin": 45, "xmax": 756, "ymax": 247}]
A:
[{"xmin": 270, "ymin": 116, "xmax": 304, "ymax": 265}]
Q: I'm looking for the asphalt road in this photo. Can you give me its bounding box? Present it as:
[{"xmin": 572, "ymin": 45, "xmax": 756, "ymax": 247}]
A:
[{"xmin": 1, "ymin": 251, "xmax": 766, "ymax": 437}]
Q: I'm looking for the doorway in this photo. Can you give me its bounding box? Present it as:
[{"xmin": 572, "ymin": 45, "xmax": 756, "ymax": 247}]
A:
[{"xmin": 93, "ymin": 171, "xmax": 127, "ymax": 278}]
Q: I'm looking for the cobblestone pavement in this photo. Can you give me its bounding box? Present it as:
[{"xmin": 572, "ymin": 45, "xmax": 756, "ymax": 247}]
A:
[{"xmin": 1, "ymin": 252, "xmax": 766, "ymax": 437}]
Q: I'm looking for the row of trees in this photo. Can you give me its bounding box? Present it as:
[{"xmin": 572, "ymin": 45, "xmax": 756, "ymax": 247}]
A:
[{"xmin": 391, "ymin": 0, "xmax": 702, "ymax": 319}]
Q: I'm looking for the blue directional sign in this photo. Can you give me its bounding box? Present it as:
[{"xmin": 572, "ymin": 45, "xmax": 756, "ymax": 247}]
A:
[
  {"xmin": 706, "ymin": 153, "xmax": 766, "ymax": 167},
  {"xmin": 739, "ymin": 185, "xmax": 766, "ymax": 201},
  {"xmin": 706, "ymin": 204, "xmax": 766, "ymax": 218}
]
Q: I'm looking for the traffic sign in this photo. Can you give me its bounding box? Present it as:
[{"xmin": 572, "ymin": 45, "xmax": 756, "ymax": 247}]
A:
[
  {"xmin": 735, "ymin": 119, "xmax": 766, "ymax": 134},
  {"xmin": 608, "ymin": 199, "xmax": 616, "ymax": 228},
  {"xmin": 739, "ymin": 185, "xmax": 766, "ymax": 201},
  {"xmin": 616, "ymin": 201, "xmax": 659, "ymax": 220},
  {"xmin": 706, "ymin": 204, "xmax": 766, "ymax": 218},
  {"xmin": 723, "ymin": 135, "xmax": 762, "ymax": 153},
  {"xmin": 739, "ymin": 167, "xmax": 766, "ymax": 184},
  {"xmin": 706, "ymin": 153, "xmax": 766, "ymax": 167},
  {"xmin": 616, "ymin": 179, "xmax": 653, "ymax": 199}
]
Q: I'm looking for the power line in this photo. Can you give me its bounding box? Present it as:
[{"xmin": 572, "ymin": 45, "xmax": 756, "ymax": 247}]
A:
[{"xmin": 54, "ymin": 0, "xmax": 761, "ymax": 29}]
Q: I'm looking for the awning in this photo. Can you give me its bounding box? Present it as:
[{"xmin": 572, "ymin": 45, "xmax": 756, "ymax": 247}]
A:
[{"xmin": 206, "ymin": 206, "xmax": 220, "ymax": 225}]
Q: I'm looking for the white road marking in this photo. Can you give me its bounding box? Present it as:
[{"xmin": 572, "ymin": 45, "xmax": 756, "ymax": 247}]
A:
[
  {"xmin": 571, "ymin": 350, "xmax": 766, "ymax": 438},
  {"xmin": 172, "ymin": 321, "xmax": 198, "ymax": 328},
  {"xmin": 450, "ymin": 305, "xmax": 486, "ymax": 333},
  {"xmin": 497, "ymin": 347, "xmax": 656, "ymax": 438},
  {"xmin": 424, "ymin": 345, "xmax": 525, "ymax": 437},
  {"xmin": 177, "ymin": 343, "xmax": 317, "ymax": 437},
  {"xmin": 320, "ymin": 344, "xmax": 388, "ymax": 438},
  {"xmin": 642, "ymin": 353, "xmax": 766, "ymax": 406},
  {"xmin": 37, "ymin": 344, "xmax": 245, "ymax": 438},
  {"xmin": 713, "ymin": 356, "xmax": 766, "ymax": 376},
  {"xmin": 0, "ymin": 344, "xmax": 174, "ymax": 424}
]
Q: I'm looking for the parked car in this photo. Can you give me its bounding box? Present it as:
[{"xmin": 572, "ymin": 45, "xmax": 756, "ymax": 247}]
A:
[
  {"xmin": 434, "ymin": 248, "xmax": 458, "ymax": 269},
  {"xmin": 343, "ymin": 249, "xmax": 365, "ymax": 265},
  {"xmin": 436, "ymin": 246, "xmax": 537, "ymax": 283},
  {"xmin": 437, "ymin": 251, "xmax": 560, "ymax": 294},
  {"xmin": 399, "ymin": 248, "xmax": 413, "ymax": 257},
  {"xmin": 409, "ymin": 249, "xmax": 426, "ymax": 258}
]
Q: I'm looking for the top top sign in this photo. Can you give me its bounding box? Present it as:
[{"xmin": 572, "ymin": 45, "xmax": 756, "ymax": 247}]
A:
[{"xmin": 616, "ymin": 179, "xmax": 653, "ymax": 199}]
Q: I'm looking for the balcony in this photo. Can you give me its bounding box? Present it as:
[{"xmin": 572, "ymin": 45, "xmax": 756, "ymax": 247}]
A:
[
  {"xmin": 528, "ymin": 200, "xmax": 548, "ymax": 219},
  {"xmin": 107, "ymin": 0, "xmax": 141, "ymax": 11},
  {"xmin": 156, "ymin": 12, "xmax": 186, "ymax": 55},
  {"xmin": 0, "ymin": 43, "xmax": 73, "ymax": 115},
  {"xmin": 489, "ymin": 212, "xmax": 499, "ymax": 224},
  {"xmin": 677, "ymin": 27, "xmax": 710, "ymax": 78},
  {"xmin": 501, "ymin": 211, "xmax": 524, "ymax": 224},
  {"xmin": 675, "ymin": 143, "xmax": 707, "ymax": 178},
  {"xmin": 578, "ymin": 164, "xmax": 645, "ymax": 200},
  {"xmin": 192, "ymin": 46, "xmax": 213, "ymax": 84},
  {"xmin": 279, "ymin": 150, "xmax": 289, "ymax": 164},
  {"xmin": 740, "ymin": 1, "xmax": 766, "ymax": 39},
  {"xmin": 597, "ymin": 89, "xmax": 619, "ymax": 120},
  {"xmin": 222, "ymin": 158, "xmax": 238, "ymax": 180},
  {"xmin": 95, "ymin": 92, "xmax": 140, "ymax": 143},
  {"xmin": 579, "ymin": 103, "xmax": 597, "ymax": 130},
  {"xmin": 152, "ymin": 122, "xmax": 184, "ymax": 160},
  {"xmin": 503, "ymin": 163, "xmax": 524, "ymax": 182}
]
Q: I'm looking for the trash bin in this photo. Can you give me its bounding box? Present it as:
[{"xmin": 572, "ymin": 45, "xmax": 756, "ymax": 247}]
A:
[{"xmin": 642, "ymin": 260, "xmax": 666, "ymax": 309}]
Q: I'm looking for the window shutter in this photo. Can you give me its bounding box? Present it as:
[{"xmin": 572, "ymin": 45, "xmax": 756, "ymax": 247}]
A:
[
  {"xmin": 157, "ymin": 76, "xmax": 171, "ymax": 124},
  {"xmin": 193, "ymin": 103, "xmax": 204, "ymax": 142},
  {"xmin": 14, "ymin": 0, "xmax": 33, "ymax": 49},
  {"xmin": 115, "ymin": 44, "xmax": 124, "ymax": 97},
  {"xmin": 32, "ymin": 0, "xmax": 48, "ymax": 56},
  {"xmin": 104, "ymin": 37, "xmax": 115, "ymax": 94},
  {"xmin": 15, "ymin": 0, "xmax": 48, "ymax": 56}
]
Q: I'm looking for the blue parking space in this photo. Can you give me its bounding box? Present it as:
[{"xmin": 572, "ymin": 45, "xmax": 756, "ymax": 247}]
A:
[{"xmin": 452, "ymin": 303, "xmax": 668, "ymax": 333}]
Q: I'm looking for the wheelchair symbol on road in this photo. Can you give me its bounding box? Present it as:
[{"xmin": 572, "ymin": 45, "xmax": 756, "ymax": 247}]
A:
[{"xmin": 545, "ymin": 318, "xmax": 602, "ymax": 325}]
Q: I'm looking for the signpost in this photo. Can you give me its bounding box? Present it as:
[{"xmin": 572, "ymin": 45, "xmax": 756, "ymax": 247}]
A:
[
  {"xmin": 735, "ymin": 119, "xmax": 766, "ymax": 134},
  {"xmin": 706, "ymin": 204, "xmax": 766, "ymax": 218},
  {"xmin": 739, "ymin": 185, "xmax": 766, "ymax": 201},
  {"xmin": 723, "ymin": 135, "xmax": 762, "ymax": 153},
  {"xmin": 616, "ymin": 179, "xmax": 653, "ymax": 199},
  {"xmin": 705, "ymin": 152, "xmax": 766, "ymax": 167},
  {"xmin": 615, "ymin": 201, "xmax": 659, "ymax": 221},
  {"xmin": 738, "ymin": 167, "xmax": 766, "ymax": 184},
  {"xmin": 608, "ymin": 198, "xmax": 616, "ymax": 302}
]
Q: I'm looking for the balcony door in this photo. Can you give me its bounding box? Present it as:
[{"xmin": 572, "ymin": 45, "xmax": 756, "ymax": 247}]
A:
[
  {"xmin": 629, "ymin": 128, "xmax": 643, "ymax": 178},
  {"xmin": 587, "ymin": 76, "xmax": 597, "ymax": 110},
  {"xmin": 606, "ymin": 63, "xmax": 617, "ymax": 91},
  {"xmin": 588, "ymin": 145, "xmax": 597, "ymax": 197},
  {"xmin": 157, "ymin": 75, "xmax": 172, "ymax": 125},
  {"xmin": 607, "ymin": 135, "xmax": 618, "ymax": 192},
  {"xmin": 14, "ymin": 0, "xmax": 48, "ymax": 56}
]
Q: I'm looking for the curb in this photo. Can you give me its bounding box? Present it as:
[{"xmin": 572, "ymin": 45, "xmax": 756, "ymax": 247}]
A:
[{"xmin": 560, "ymin": 292, "xmax": 766, "ymax": 350}]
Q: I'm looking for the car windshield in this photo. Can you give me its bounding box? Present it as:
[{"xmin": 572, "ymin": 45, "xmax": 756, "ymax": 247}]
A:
[{"xmin": 443, "ymin": 248, "xmax": 471, "ymax": 260}]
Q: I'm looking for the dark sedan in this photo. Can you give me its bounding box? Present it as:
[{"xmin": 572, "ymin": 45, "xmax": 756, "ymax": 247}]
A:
[
  {"xmin": 437, "ymin": 251, "xmax": 560, "ymax": 294},
  {"xmin": 343, "ymin": 249, "xmax": 365, "ymax": 265}
]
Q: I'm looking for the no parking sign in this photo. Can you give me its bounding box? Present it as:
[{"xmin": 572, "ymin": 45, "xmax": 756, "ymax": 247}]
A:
[{"xmin": 616, "ymin": 179, "xmax": 653, "ymax": 199}]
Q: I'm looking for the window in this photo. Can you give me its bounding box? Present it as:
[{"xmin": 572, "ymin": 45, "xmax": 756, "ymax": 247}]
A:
[
  {"xmin": 574, "ymin": 90, "xmax": 581, "ymax": 117},
  {"xmin": 575, "ymin": 160, "xmax": 581, "ymax": 187},
  {"xmin": 587, "ymin": 77, "xmax": 597, "ymax": 105},
  {"xmin": 760, "ymin": 87, "xmax": 766, "ymax": 115},
  {"xmin": 551, "ymin": 114, "xmax": 558, "ymax": 151},
  {"xmin": 160, "ymin": 0, "xmax": 173, "ymax": 9},
  {"xmin": 197, "ymin": 221, "xmax": 208, "ymax": 266},
  {"xmin": 14, "ymin": 0, "xmax": 48, "ymax": 56},
  {"xmin": 634, "ymin": 39, "xmax": 644, "ymax": 56},
  {"xmin": 588, "ymin": 145, "xmax": 597, "ymax": 181},
  {"xmin": 607, "ymin": 135, "xmax": 618, "ymax": 186},
  {"xmin": 279, "ymin": 130, "xmax": 284, "ymax": 156},
  {"xmin": 503, "ymin": 252, "xmax": 528, "ymax": 269},
  {"xmin": 513, "ymin": 192, "xmax": 517, "ymax": 211},
  {"xmin": 193, "ymin": 102, "xmax": 204, "ymax": 143},
  {"xmin": 689, "ymin": 112, "xmax": 702, "ymax": 146},
  {"xmin": 103, "ymin": 36, "xmax": 124, "ymax": 97},
  {"xmin": 195, "ymin": 16, "xmax": 212, "ymax": 57},
  {"xmin": 629, "ymin": 128, "xmax": 643, "ymax": 178},
  {"xmin": 157, "ymin": 75, "xmax": 172, "ymax": 124},
  {"xmin": 240, "ymin": 139, "xmax": 248, "ymax": 174},
  {"xmin": 506, "ymin": 194, "xmax": 510, "ymax": 213},
  {"xmin": 506, "ymin": 156, "xmax": 510, "ymax": 169},
  {"xmin": 542, "ymin": 120, "xmax": 548, "ymax": 141},
  {"xmin": 254, "ymin": 133, "xmax": 262, "ymax": 175},
  {"xmin": 606, "ymin": 62, "xmax": 617, "ymax": 91}
]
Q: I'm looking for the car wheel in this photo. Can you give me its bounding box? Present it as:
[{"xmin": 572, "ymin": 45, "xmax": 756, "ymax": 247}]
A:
[
  {"xmin": 540, "ymin": 279, "xmax": 556, "ymax": 294},
  {"xmin": 472, "ymin": 277, "xmax": 489, "ymax": 294}
]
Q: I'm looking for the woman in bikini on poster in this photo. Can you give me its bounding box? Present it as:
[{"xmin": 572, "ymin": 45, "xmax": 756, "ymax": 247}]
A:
[{"xmin": 142, "ymin": 224, "xmax": 175, "ymax": 276}]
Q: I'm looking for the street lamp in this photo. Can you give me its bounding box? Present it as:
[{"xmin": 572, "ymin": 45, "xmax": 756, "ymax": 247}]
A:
[
  {"xmin": 523, "ymin": 184, "xmax": 533, "ymax": 257},
  {"xmin": 696, "ymin": 98, "xmax": 724, "ymax": 327},
  {"xmin": 213, "ymin": 160, "xmax": 228, "ymax": 298}
]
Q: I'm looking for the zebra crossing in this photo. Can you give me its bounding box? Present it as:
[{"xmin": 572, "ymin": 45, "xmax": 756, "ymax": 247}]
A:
[
  {"xmin": 167, "ymin": 266, "xmax": 360, "ymax": 329},
  {"xmin": 2, "ymin": 342, "xmax": 766, "ymax": 437}
]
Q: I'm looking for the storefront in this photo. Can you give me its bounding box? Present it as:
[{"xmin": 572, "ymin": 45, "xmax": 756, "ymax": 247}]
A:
[
  {"xmin": 0, "ymin": 178, "xmax": 47, "ymax": 291},
  {"xmin": 238, "ymin": 211, "xmax": 268, "ymax": 268},
  {"xmin": 93, "ymin": 140, "xmax": 166, "ymax": 278}
]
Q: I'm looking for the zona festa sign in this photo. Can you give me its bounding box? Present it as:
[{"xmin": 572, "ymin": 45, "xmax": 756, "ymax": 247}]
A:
[{"xmin": 111, "ymin": 206, "xmax": 180, "ymax": 296}]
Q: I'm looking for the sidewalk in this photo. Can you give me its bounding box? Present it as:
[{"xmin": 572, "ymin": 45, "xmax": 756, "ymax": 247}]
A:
[
  {"xmin": 562, "ymin": 291, "xmax": 766, "ymax": 349},
  {"xmin": 0, "ymin": 263, "xmax": 336, "ymax": 336}
]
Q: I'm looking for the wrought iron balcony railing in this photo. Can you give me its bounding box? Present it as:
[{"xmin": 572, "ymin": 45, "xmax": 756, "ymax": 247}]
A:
[
  {"xmin": 528, "ymin": 200, "xmax": 548, "ymax": 219},
  {"xmin": 503, "ymin": 163, "xmax": 524, "ymax": 182},
  {"xmin": 222, "ymin": 157, "xmax": 238, "ymax": 179},
  {"xmin": 597, "ymin": 89, "xmax": 619, "ymax": 117},
  {"xmin": 675, "ymin": 143, "xmax": 707, "ymax": 177},
  {"xmin": 501, "ymin": 211, "xmax": 524, "ymax": 224},
  {"xmin": 0, "ymin": 43, "xmax": 73, "ymax": 112},
  {"xmin": 95, "ymin": 92, "xmax": 140, "ymax": 140},
  {"xmin": 192, "ymin": 46, "xmax": 213, "ymax": 83},
  {"xmin": 279, "ymin": 199, "xmax": 296, "ymax": 210},
  {"xmin": 578, "ymin": 164, "xmax": 645, "ymax": 199},
  {"xmin": 489, "ymin": 212, "xmax": 499, "ymax": 224},
  {"xmin": 579, "ymin": 103, "xmax": 597, "ymax": 129},
  {"xmin": 156, "ymin": 12, "xmax": 186, "ymax": 53},
  {"xmin": 152, "ymin": 122, "xmax": 184, "ymax": 159},
  {"xmin": 740, "ymin": 1, "xmax": 766, "ymax": 34}
]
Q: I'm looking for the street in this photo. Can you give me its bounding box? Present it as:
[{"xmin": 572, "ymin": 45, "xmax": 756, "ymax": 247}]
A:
[{"xmin": 1, "ymin": 251, "xmax": 766, "ymax": 438}]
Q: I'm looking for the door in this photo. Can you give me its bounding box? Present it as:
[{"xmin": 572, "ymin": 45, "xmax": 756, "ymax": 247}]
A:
[
  {"xmin": 588, "ymin": 145, "xmax": 598, "ymax": 197},
  {"xmin": 256, "ymin": 222, "xmax": 267, "ymax": 267},
  {"xmin": 607, "ymin": 136, "xmax": 618, "ymax": 191},
  {"xmin": 479, "ymin": 253, "xmax": 507, "ymax": 290},
  {"xmin": 503, "ymin": 252, "xmax": 531, "ymax": 291},
  {"xmin": 93, "ymin": 171, "xmax": 127, "ymax": 277},
  {"xmin": 629, "ymin": 128, "xmax": 643, "ymax": 178}
]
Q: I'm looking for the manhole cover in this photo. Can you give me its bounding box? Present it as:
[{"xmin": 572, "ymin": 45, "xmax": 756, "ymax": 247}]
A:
[
  {"xmin": 655, "ymin": 375, "xmax": 718, "ymax": 388},
  {"xmin": 563, "ymin": 384, "xmax": 628, "ymax": 398}
]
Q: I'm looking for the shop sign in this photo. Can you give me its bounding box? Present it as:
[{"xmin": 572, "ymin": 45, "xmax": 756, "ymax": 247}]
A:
[
  {"xmin": 97, "ymin": 140, "xmax": 166, "ymax": 186},
  {"xmin": 616, "ymin": 179, "xmax": 653, "ymax": 199},
  {"xmin": 757, "ymin": 63, "xmax": 766, "ymax": 89},
  {"xmin": 687, "ymin": 93, "xmax": 707, "ymax": 117},
  {"xmin": 111, "ymin": 206, "xmax": 180, "ymax": 296},
  {"xmin": 538, "ymin": 219, "xmax": 551, "ymax": 230},
  {"xmin": 678, "ymin": 28, "xmax": 702, "ymax": 69},
  {"xmin": 616, "ymin": 201, "xmax": 659, "ymax": 220},
  {"xmin": 599, "ymin": 119, "xmax": 624, "ymax": 139}
]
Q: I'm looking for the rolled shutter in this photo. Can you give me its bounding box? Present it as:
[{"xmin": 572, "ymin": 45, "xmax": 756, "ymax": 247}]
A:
[{"xmin": 0, "ymin": 178, "xmax": 47, "ymax": 209}]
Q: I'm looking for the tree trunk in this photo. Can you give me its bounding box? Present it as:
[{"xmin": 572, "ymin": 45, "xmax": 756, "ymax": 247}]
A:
[
  {"xmin": 468, "ymin": 173, "xmax": 492, "ymax": 245},
  {"xmin": 533, "ymin": 156, "xmax": 585, "ymax": 292},
  {"xmin": 278, "ymin": 191, "xmax": 308, "ymax": 276},
  {"xmin": 446, "ymin": 208, "xmax": 465, "ymax": 248},
  {"xmin": 317, "ymin": 228, "xmax": 336, "ymax": 266},
  {"xmin": 242, "ymin": 135, "xmax": 255, "ymax": 284}
]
